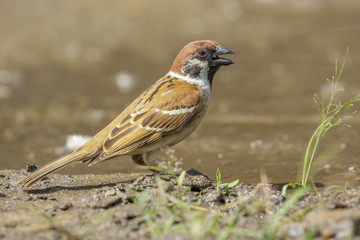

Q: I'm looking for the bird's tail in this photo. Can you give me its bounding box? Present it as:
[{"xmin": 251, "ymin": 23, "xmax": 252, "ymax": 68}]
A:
[{"xmin": 18, "ymin": 149, "xmax": 94, "ymax": 188}]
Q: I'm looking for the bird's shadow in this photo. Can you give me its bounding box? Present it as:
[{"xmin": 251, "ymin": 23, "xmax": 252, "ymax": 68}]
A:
[
  {"xmin": 21, "ymin": 169, "xmax": 210, "ymax": 194},
  {"xmin": 22, "ymin": 179, "xmax": 137, "ymax": 194}
]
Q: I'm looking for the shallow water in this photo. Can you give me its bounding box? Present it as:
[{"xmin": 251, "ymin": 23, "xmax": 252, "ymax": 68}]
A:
[{"xmin": 1, "ymin": 0, "xmax": 360, "ymax": 184}]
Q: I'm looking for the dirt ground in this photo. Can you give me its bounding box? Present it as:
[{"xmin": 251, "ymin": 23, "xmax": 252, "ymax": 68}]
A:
[{"xmin": 1, "ymin": 167, "xmax": 360, "ymax": 240}]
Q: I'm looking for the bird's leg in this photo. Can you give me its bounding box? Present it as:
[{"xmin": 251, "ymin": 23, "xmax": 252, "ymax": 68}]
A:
[
  {"xmin": 145, "ymin": 150, "xmax": 159, "ymax": 167},
  {"xmin": 131, "ymin": 154, "xmax": 147, "ymax": 166},
  {"xmin": 131, "ymin": 151, "xmax": 160, "ymax": 173}
]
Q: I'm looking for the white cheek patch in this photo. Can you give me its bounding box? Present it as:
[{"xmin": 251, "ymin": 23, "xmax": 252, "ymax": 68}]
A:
[
  {"xmin": 182, "ymin": 58, "xmax": 209, "ymax": 69},
  {"xmin": 181, "ymin": 58, "xmax": 210, "ymax": 80}
]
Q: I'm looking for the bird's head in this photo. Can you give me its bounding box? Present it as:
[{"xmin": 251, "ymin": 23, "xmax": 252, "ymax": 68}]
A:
[{"xmin": 170, "ymin": 40, "xmax": 234, "ymax": 85}]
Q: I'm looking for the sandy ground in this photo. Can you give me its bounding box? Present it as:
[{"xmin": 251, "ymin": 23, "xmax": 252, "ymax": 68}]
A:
[{"xmin": 1, "ymin": 167, "xmax": 360, "ymax": 240}]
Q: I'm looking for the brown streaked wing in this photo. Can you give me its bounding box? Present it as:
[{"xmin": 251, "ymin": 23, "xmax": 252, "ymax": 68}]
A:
[{"xmin": 101, "ymin": 76, "xmax": 201, "ymax": 158}]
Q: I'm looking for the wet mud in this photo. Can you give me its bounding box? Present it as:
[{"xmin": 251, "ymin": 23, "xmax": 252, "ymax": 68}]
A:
[{"xmin": 1, "ymin": 0, "xmax": 360, "ymax": 184}]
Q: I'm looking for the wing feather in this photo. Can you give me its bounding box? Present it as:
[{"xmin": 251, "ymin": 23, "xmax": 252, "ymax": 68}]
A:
[{"xmin": 91, "ymin": 76, "xmax": 202, "ymax": 164}]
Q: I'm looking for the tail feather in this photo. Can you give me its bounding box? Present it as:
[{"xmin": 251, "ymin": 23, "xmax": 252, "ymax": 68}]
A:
[
  {"xmin": 18, "ymin": 110, "xmax": 121, "ymax": 188},
  {"xmin": 18, "ymin": 150, "xmax": 93, "ymax": 188}
]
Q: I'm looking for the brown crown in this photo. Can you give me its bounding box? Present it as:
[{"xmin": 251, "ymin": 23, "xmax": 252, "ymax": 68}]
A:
[{"xmin": 170, "ymin": 40, "xmax": 220, "ymax": 75}]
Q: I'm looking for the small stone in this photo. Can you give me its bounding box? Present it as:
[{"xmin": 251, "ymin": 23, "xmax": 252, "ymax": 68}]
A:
[
  {"xmin": 105, "ymin": 188, "xmax": 116, "ymax": 197},
  {"xmin": 26, "ymin": 163, "xmax": 38, "ymax": 173}
]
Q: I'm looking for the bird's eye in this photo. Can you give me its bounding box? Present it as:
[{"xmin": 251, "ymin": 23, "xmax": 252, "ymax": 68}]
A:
[{"xmin": 197, "ymin": 49, "xmax": 207, "ymax": 57}]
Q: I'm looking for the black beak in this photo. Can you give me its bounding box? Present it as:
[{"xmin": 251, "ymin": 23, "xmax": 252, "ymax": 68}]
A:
[{"xmin": 212, "ymin": 46, "xmax": 234, "ymax": 66}]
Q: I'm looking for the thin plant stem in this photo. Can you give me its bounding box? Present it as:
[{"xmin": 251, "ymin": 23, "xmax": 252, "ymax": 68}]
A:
[{"xmin": 301, "ymin": 48, "xmax": 360, "ymax": 186}]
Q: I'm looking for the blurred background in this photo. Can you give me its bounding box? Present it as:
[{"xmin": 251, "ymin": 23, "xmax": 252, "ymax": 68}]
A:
[{"xmin": 1, "ymin": 0, "xmax": 360, "ymax": 184}]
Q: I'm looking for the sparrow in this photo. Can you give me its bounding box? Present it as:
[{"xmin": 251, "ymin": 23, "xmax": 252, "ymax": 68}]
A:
[{"xmin": 18, "ymin": 40, "xmax": 234, "ymax": 188}]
